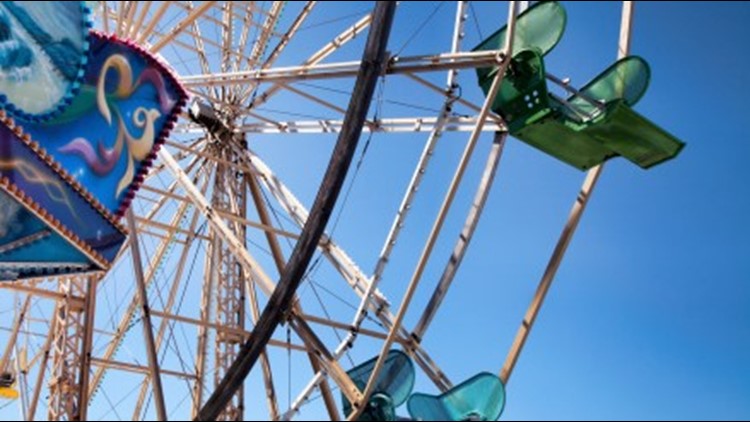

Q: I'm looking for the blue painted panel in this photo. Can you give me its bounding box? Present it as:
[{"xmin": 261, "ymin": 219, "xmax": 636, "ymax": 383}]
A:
[
  {"xmin": 24, "ymin": 33, "xmax": 186, "ymax": 214},
  {"xmin": 0, "ymin": 127, "xmax": 126, "ymax": 264}
]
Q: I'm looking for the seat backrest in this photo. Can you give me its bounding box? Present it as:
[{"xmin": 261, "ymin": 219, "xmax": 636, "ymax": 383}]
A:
[
  {"xmin": 473, "ymin": 1, "xmax": 566, "ymax": 85},
  {"xmin": 408, "ymin": 372, "xmax": 506, "ymax": 421},
  {"xmin": 342, "ymin": 350, "xmax": 416, "ymax": 419},
  {"xmin": 566, "ymin": 56, "xmax": 650, "ymax": 118}
]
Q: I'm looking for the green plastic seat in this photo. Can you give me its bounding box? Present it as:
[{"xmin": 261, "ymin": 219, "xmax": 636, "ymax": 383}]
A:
[
  {"xmin": 534, "ymin": 56, "xmax": 682, "ymax": 169},
  {"xmin": 473, "ymin": 2, "xmax": 685, "ymax": 170},
  {"xmin": 478, "ymin": 47, "xmax": 618, "ymax": 170},
  {"xmin": 407, "ymin": 373, "xmax": 506, "ymax": 421},
  {"xmin": 474, "ymin": 1, "xmax": 566, "ymax": 122},
  {"xmin": 342, "ymin": 350, "xmax": 416, "ymax": 421}
]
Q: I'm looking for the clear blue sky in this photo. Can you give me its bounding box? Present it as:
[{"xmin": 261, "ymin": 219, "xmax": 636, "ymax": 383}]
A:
[
  {"xmin": 2, "ymin": 2, "xmax": 748, "ymax": 421},
  {"xmin": 453, "ymin": 2, "xmax": 750, "ymax": 420}
]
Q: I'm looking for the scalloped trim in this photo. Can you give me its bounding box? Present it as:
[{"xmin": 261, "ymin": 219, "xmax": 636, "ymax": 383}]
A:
[
  {"xmin": 0, "ymin": 176, "xmax": 109, "ymax": 270},
  {"xmin": 0, "ymin": 2, "xmax": 94, "ymax": 123},
  {"xmin": 89, "ymin": 31, "xmax": 189, "ymax": 218},
  {"xmin": 0, "ymin": 262, "xmax": 92, "ymax": 281}
]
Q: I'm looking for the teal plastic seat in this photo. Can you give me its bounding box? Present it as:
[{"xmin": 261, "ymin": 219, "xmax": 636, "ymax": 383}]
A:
[
  {"xmin": 407, "ymin": 373, "xmax": 506, "ymax": 421},
  {"xmin": 342, "ymin": 350, "xmax": 416, "ymax": 421},
  {"xmin": 473, "ymin": 1, "xmax": 685, "ymax": 170}
]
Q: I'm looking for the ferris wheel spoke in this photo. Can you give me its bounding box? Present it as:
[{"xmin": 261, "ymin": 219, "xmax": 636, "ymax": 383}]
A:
[
  {"xmin": 263, "ymin": 1, "xmax": 318, "ymax": 71},
  {"xmin": 150, "ymin": 2, "xmax": 218, "ymax": 54},
  {"xmin": 122, "ymin": 1, "xmax": 140, "ymax": 38},
  {"xmin": 232, "ymin": 115, "xmax": 503, "ymax": 135},
  {"xmin": 125, "ymin": 210, "xmax": 168, "ymax": 421},
  {"xmin": 233, "ymin": 2, "xmax": 256, "ymax": 74},
  {"xmin": 236, "ymin": 1, "xmax": 318, "ymax": 104},
  {"xmin": 246, "ymin": 1, "xmax": 285, "ymax": 72},
  {"xmin": 128, "ymin": 1, "xmax": 153, "ymax": 40},
  {"xmin": 115, "ymin": 1, "xmax": 128, "ymax": 37},
  {"xmin": 184, "ymin": 1, "xmax": 221, "ymax": 101},
  {"xmin": 230, "ymin": 143, "xmax": 454, "ymax": 400},
  {"xmin": 246, "ymin": 10, "xmax": 377, "ymax": 112},
  {"xmin": 145, "ymin": 138, "xmax": 208, "ymax": 183},
  {"xmin": 183, "ymin": 50, "xmax": 498, "ymax": 90},
  {"xmin": 411, "ymin": 132, "xmax": 508, "ymax": 343},
  {"xmin": 130, "ymin": 202, "xmax": 205, "ymax": 420},
  {"xmin": 245, "ymin": 170, "xmax": 341, "ymax": 420},
  {"xmin": 158, "ymin": 148, "xmax": 365, "ymax": 410},
  {"xmin": 235, "ymin": 0, "xmax": 288, "ymax": 101}
]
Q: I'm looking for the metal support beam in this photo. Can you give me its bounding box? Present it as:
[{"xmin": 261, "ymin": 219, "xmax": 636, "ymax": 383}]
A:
[
  {"xmin": 247, "ymin": 7, "xmax": 377, "ymax": 111},
  {"xmin": 0, "ymin": 296, "xmax": 31, "ymax": 374},
  {"xmin": 151, "ymin": 310, "xmax": 308, "ymax": 353},
  {"xmin": 47, "ymin": 275, "xmax": 97, "ymax": 421},
  {"xmin": 412, "ymin": 132, "xmax": 508, "ymax": 342},
  {"xmin": 232, "ymin": 126, "xmax": 457, "ymax": 407},
  {"xmin": 132, "ymin": 206, "xmax": 204, "ymax": 420},
  {"xmin": 27, "ymin": 307, "xmax": 57, "ymax": 421},
  {"xmin": 150, "ymin": 1, "xmax": 217, "ymax": 53},
  {"xmin": 181, "ymin": 51, "xmax": 500, "ymax": 87},
  {"xmin": 193, "ymin": 183, "xmax": 218, "ymax": 418},
  {"xmin": 89, "ymin": 157, "xmax": 206, "ymax": 401},
  {"xmin": 90, "ymin": 358, "xmax": 196, "ymax": 381},
  {"xmin": 247, "ymin": 168, "xmax": 345, "ymax": 420},
  {"xmin": 210, "ymin": 145, "xmax": 247, "ymax": 421}
]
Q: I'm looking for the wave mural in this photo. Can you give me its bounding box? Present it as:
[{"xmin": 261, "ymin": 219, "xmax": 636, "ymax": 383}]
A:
[{"xmin": 0, "ymin": 2, "xmax": 91, "ymax": 121}]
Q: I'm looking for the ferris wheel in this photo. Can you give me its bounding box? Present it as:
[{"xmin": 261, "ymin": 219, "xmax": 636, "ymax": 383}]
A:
[{"xmin": 0, "ymin": 1, "xmax": 684, "ymax": 421}]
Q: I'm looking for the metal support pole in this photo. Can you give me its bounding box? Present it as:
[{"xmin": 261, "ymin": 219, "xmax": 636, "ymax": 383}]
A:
[
  {"xmin": 126, "ymin": 209, "xmax": 168, "ymax": 421},
  {"xmin": 499, "ymin": 0, "xmax": 635, "ymax": 385},
  {"xmin": 77, "ymin": 275, "xmax": 98, "ymax": 421},
  {"xmin": 46, "ymin": 275, "xmax": 96, "ymax": 421},
  {"xmin": 27, "ymin": 308, "xmax": 57, "ymax": 421},
  {"xmin": 246, "ymin": 173, "xmax": 341, "ymax": 421}
]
